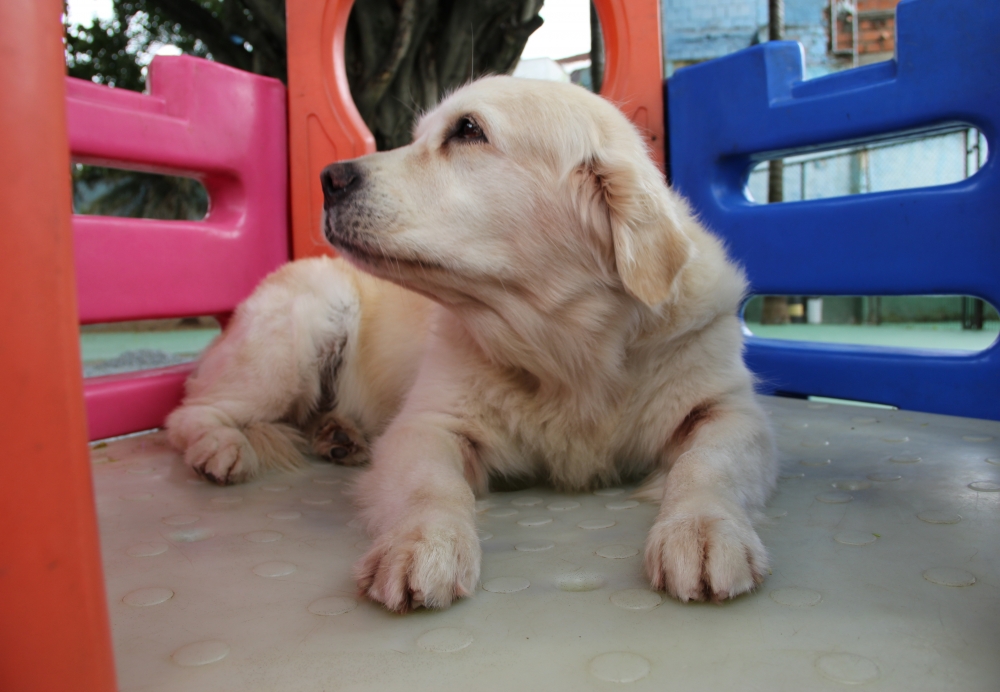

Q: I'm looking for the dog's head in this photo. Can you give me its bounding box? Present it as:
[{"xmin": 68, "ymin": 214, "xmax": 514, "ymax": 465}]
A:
[{"xmin": 322, "ymin": 77, "xmax": 714, "ymax": 366}]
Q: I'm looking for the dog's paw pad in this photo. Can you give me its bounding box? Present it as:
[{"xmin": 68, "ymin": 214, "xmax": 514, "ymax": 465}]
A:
[
  {"xmin": 644, "ymin": 508, "xmax": 767, "ymax": 602},
  {"xmin": 354, "ymin": 518, "xmax": 480, "ymax": 612},
  {"xmin": 185, "ymin": 427, "xmax": 258, "ymax": 485},
  {"xmin": 310, "ymin": 414, "xmax": 368, "ymax": 466}
]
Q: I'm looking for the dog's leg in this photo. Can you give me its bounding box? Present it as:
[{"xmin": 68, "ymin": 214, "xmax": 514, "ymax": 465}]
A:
[
  {"xmin": 166, "ymin": 258, "xmax": 360, "ymax": 484},
  {"xmin": 642, "ymin": 394, "xmax": 777, "ymax": 602},
  {"xmin": 352, "ymin": 415, "xmax": 481, "ymax": 612}
]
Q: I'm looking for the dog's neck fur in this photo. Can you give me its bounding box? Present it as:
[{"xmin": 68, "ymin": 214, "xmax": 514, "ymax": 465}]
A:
[{"xmin": 450, "ymin": 282, "xmax": 648, "ymax": 418}]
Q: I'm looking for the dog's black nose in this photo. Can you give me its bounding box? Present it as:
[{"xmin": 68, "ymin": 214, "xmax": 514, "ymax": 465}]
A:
[{"xmin": 321, "ymin": 162, "xmax": 361, "ymax": 204}]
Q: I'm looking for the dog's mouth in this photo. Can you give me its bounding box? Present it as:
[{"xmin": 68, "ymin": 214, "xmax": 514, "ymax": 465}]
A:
[{"xmin": 325, "ymin": 216, "xmax": 447, "ymax": 279}]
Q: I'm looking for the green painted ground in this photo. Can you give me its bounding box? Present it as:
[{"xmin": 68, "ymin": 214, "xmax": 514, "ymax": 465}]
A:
[
  {"xmin": 79, "ymin": 320, "xmax": 997, "ymax": 378},
  {"xmin": 747, "ymin": 321, "xmax": 999, "ymax": 351}
]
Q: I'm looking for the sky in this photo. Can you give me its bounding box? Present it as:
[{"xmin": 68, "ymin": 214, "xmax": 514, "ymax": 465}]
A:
[{"xmin": 65, "ymin": 0, "xmax": 592, "ymax": 60}]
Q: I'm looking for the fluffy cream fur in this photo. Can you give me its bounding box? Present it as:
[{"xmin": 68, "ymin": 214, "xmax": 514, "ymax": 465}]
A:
[{"xmin": 166, "ymin": 76, "xmax": 776, "ymax": 611}]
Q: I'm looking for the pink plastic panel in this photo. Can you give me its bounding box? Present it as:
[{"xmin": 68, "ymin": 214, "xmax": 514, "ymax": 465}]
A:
[
  {"xmin": 68, "ymin": 56, "xmax": 288, "ymax": 323},
  {"xmin": 69, "ymin": 56, "xmax": 289, "ymax": 439}
]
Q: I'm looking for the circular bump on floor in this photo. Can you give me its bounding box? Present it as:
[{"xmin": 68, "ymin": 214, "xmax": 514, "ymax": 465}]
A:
[
  {"xmin": 769, "ymin": 587, "xmax": 822, "ymax": 607},
  {"xmin": 486, "ymin": 508, "xmax": 518, "ymax": 518},
  {"xmin": 882, "ymin": 436, "xmax": 910, "ymax": 443},
  {"xmin": 123, "ymin": 587, "xmax": 174, "ymax": 606},
  {"xmin": 594, "ymin": 488, "xmax": 625, "ymax": 497},
  {"xmin": 605, "ymin": 500, "xmax": 639, "ymax": 510},
  {"xmin": 548, "ymin": 500, "xmax": 581, "ymax": 511},
  {"xmin": 889, "ymin": 455, "xmax": 921, "ymax": 464},
  {"xmin": 834, "ymin": 531, "xmax": 877, "ymax": 546},
  {"xmin": 764, "ymin": 508, "xmax": 788, "ymax": 519},
  {"xmin": 557, "ymin": 572, "xmax": 606, "ymax": 592},
  {"xmin": 985, "ymin": 457, "xmax": 1000, "ymax": 466},
  {"xmin": 417, "ymin": 627, "xmax": 474, "ymax": 653},
  {"xmin": 779, "ymin": 471, "xmax": 806, "ymax": 479},
  {"xmin": 252, "ymin": 561, "xmax": 297, "ymax": 577},
  {"xmin": 816, "ymin": 491, "xmax": 853, "ymax": 504},
  {"xmin": 162, "ymin": 514, "xmax": 199, "ymax": 526},
  {"xmin": 968, "ymin": 481, "xmax": 1000, "ymax": 492},
  {"xmin": 815, "ymin": 653, "xmax": 879, "ymax": 685},
  {"xmin": 127, "ymin": 542, "xmax": 168, "ymax": 557},
  {"xmin": 588, "ymin": 652, "xmax": 651, "ymax": 683},
  {"xmin": 868, "ymin": 472, "xmax": 901, "ymax": 482},
  {"xmin": 922, "ymin": 567, "xmax": 976, "ymax": 587},
  {"xmin": 210, "ymin": 496, "xmax": 243, "ymax": 506},
  {"xmin": 596, "ymin": 544, "xmax": 640, "ymax": 559},
  {"xmin": 482, "ymin": 576, "xmax": 530, "ymax": 593},
  {"xmin": 515, "ymin": 540, "xmax": 554, "ymax": 552},
  {"xmin": 610, "ymin": 589, "xmax": 662, "ymax": 610},
  {"xmin": 308, "ymin": 596, "xmax": 357, "ymax": 615},
  {"xmin": 578, "ymin": 518, "xmax": 616, "ymax": 530},
  {"xmin": 511, "ymin": 496, "xmax": 543, "ymax": 507},
  {"xmin": 167, "ymin": 528, "xmax": 214, "ymax": 543},
  {"xmin": 301, "ymin": 496, "xmax": 332, "ymax": 505},
  {"xmin": 261, "ymin": 484, "xmax": 291, "ymax": 492},
  {"xmin": 171, "ymin": 640, "xmax": 230, "ymax": 667},
  {"xmin": 831, "ymin": 480, "xmax": 871, "ymax": 491},
  {"xmin": 916, "ymin": 510, "xmax": 961, "ymax": 524},
  {"xmin": 477, "ymin": 530, "xmax": 493, "ymax": 541},
  {"xmin": 517, "ymin": 516, "xmax": 553, "ymax": 527},
  {"xmin": 244, "ymin": 530, "xmax": 282, "ymax": 543}
]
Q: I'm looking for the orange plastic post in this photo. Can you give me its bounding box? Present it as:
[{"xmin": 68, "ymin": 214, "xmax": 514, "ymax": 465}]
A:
[
  {"xmin": 594, "ymin": 0, "xmax": 666, "ymax": 173},
  {"xmin": 0, "ymin": 2, "xmax": 117, "ymax": 691},
  {"xmin": 286, "ymin": 0, "xmax": 665, "ymax": 261},
  {"xmin": 287, "ymin": 0, "xmax": 374, "ymax": 259}
]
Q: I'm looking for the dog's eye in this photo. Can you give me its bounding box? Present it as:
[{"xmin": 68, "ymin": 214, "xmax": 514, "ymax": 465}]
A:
[{"xmin": 450, "ymin": 117, "xmax": 487, "ymax": 144}]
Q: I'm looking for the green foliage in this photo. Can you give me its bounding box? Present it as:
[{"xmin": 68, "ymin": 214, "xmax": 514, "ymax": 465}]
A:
[
  {"xmin": 73, "ymin": 165, "xmax": 209, "ymax": 220},
  {"xmin": 65, "ymin": 0, "xmax": 212, "ymax": 91}
]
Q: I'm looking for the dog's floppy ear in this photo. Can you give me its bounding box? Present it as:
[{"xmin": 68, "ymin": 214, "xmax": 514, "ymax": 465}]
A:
[{"xmin": 591, "ymin": 149, "xmax": 694, "ymax": 308}]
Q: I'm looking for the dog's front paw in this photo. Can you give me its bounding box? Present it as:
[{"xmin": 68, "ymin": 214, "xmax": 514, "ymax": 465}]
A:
[
  {"xmin": 185, "ymin": 426, "xmax": 259, "ymax": 485},
  {"xmin": 644, "ymin": 500, "xmax": 767, "ymax": 602},
  {"xmin": 354, "ymin": 513, "xmax": 481, "ymax": 612}
]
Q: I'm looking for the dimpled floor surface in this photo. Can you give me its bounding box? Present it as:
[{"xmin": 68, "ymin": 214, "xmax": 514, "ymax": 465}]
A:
[{"xmin": 90, "ymin": 395, "xmax": 1000, "ymax": 691}]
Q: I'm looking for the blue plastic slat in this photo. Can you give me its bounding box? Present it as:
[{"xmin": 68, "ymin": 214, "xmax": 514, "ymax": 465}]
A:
[{"xmin": 667, "ymin": 0, "xmax": 1000, "ymax": 420}]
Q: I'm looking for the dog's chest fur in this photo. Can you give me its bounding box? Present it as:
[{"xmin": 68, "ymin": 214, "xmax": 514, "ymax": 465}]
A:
[{"xmin": 459, "ymin": 351, "xmax": 682, "ymax": 492}]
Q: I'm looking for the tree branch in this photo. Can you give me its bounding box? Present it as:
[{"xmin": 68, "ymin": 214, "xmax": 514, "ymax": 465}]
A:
[{"xmin": 151, "ymin": 0, "xmax": 252, "ymax": 70}]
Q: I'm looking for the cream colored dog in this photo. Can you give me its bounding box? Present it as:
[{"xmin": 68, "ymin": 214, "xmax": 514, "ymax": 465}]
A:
[{"xmin": 166, "ymin": 76, "xmax": 776, "ymax": 611}]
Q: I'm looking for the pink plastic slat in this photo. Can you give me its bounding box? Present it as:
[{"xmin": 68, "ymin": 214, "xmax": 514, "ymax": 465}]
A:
[
  {"xmin": 84, "ymin": 364, "xmax": 195, "ymax": 440},
  {"xmin": 68, "ymin": 56, "xmax": 289, "ymax": 323},
  {"xmin": 70, "ymin": 56, "xmax": 289, "ymax": 439}
]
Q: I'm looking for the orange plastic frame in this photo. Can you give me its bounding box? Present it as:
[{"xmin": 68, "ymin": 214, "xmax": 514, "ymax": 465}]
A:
[
  {"xmin": 287, "ymin": 0, "xmax": 665, "ymax": 260},
  {"xmin": 0, "ymin": 2, "xmax": 117, "ymax": 691}
]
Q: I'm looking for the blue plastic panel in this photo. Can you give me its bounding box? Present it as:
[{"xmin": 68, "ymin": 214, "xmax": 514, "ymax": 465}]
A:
[{"xmin": 667, "ymin": 0, "xmax": 1000, "ymax": 420}]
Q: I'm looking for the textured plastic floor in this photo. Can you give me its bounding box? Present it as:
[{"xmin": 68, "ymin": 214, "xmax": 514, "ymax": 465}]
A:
[{"xmin": 91, "ymin": 396, "xmax": 1000, "ymax": 691}]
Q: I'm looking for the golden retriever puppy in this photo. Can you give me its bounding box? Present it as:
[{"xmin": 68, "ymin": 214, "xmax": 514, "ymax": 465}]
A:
[{"xmin": 166, "ymin": 76, "xmax": 776, "ymax": 610}]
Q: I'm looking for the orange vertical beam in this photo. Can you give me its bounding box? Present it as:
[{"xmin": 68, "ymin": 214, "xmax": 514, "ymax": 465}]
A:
[
  {"xmin": 594, "ymin": 0, "xmax": 666, "ymax": 173},
  {"xmin": 287, "ymin": 0, "xmax": 374, "ymax": 260},
  {"xmin": 0, "ymin": 2, "xmax": 117, "ymax": 691}
]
